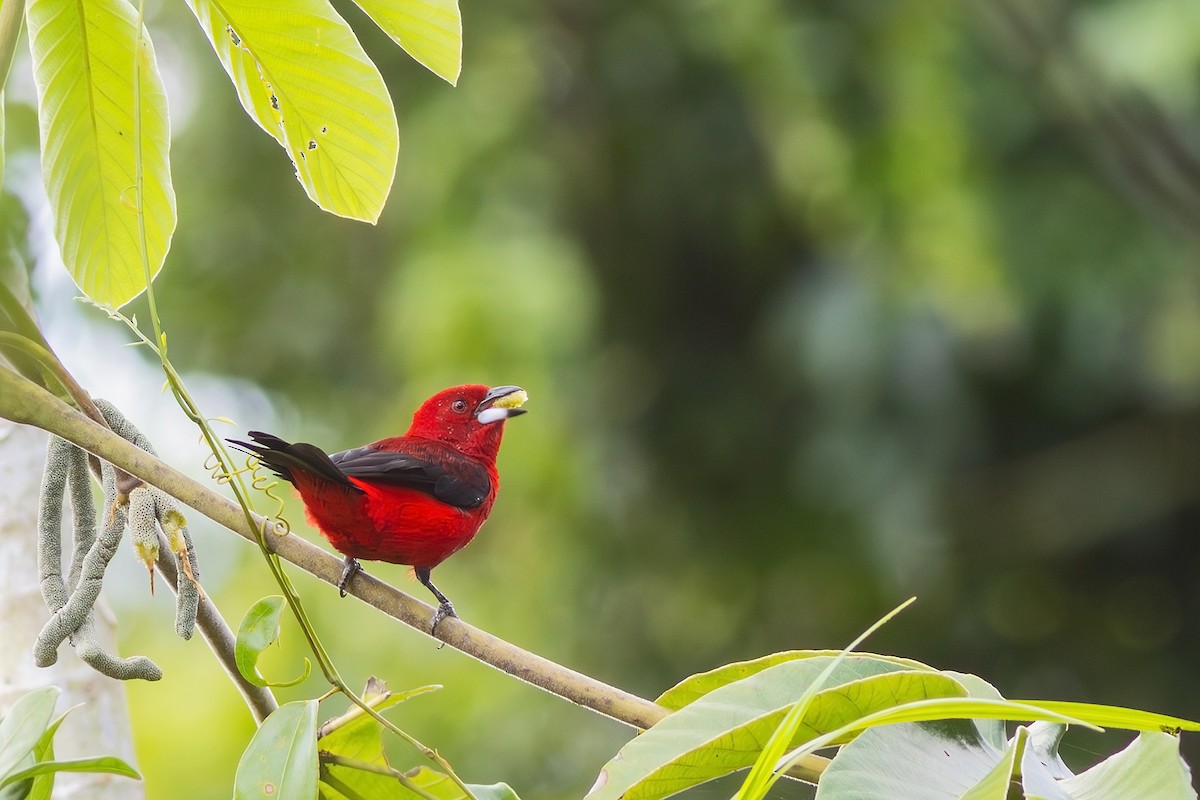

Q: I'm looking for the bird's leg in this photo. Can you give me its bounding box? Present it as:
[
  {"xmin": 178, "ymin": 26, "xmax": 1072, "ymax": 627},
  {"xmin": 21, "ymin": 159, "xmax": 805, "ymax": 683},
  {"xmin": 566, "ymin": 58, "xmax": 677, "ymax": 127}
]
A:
[
  {"xmin": 415, "ymin": 566, "xmax": 457, "ymax": 633},
  {"xmin": 337, "ymin": 556, "xmax": 362, "ymax": 597}
]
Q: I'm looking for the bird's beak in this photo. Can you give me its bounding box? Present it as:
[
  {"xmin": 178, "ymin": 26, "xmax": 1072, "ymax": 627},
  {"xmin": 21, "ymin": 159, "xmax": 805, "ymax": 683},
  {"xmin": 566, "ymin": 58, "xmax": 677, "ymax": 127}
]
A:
[{"xmin": 475, "ymin": 385, "xmax": 529, "ymax": 424}]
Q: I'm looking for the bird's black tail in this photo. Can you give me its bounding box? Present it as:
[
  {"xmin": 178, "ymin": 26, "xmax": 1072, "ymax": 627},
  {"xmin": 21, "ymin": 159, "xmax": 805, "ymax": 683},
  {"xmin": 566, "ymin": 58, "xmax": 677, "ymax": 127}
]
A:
[{"xmin": 228, "ymin": 431, "xmax": 361, "ymax": 491}]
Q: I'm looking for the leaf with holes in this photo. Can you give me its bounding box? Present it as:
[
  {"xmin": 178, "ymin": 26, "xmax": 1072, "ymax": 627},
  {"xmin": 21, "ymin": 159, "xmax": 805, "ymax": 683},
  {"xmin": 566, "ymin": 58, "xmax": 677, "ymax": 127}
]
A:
[{"xmin": 185, "ymin": 0, "xmax": 398, "ymax": 222}]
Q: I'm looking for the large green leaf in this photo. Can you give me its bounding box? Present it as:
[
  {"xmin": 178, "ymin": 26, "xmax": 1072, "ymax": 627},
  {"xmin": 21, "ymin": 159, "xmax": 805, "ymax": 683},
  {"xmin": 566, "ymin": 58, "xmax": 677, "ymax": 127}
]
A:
[
  {"xmin": 24, "ymin": 708, "xmax": 71, "ymax": 800},
  {"xmin": 235, "ymin": 700, "xmax": 319, "ymax": 800},
  {"xmin": 588, "ymin": 658, "xmax": 964, "ymax": 800},
  {"xmin": 352, "ymin": 0, "xmax": 461, "ymax": 85},
  {"xmin": 317, "ymin": 680, "xmax": 440, "ymax": 800},
  {"xmin": 816, "ymin": 720, "xmax": 1195, "ymax": 800},
  {"xmin": 184, "ymin": 0, "xmax": 398, "ymax": 222},
  {"xmin": 1058, "ymin": 732, "xmax": 1195, "ymax": 800},
  {"xmin": 736, "ymin": 597, "xmax": 916, "ymax": 800},
  {"xmin": 657, "ymin": 650, "xmax": 935, "ymax": 711},
  {"xmin": 25, "ymin": 0, "xmax": 175, "ymax": 308},
  {"xmin": 814, "ymin": 720, "xmax": 1014, "ymax": 800},
  {"xmin": 0, "ymin": 756, "xmax": 140, "ymax": 788},
  {"xmin": 0, "ymin": 687, "xmax": 58, "ymax": 785}
]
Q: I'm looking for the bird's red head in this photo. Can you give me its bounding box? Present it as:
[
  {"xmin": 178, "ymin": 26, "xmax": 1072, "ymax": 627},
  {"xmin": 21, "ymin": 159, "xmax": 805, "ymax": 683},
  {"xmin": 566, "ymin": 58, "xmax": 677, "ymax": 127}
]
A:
[{"xmin": 406, "ymin": 384, "xmax": 528, "ymax": 459}]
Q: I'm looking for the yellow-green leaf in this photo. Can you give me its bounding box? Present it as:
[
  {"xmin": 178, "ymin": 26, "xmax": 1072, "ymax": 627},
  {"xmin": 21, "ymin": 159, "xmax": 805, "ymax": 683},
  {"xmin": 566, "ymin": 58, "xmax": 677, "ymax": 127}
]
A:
[
  {"xmin": 588, "ymin": 659, "xmax": 963, "ymax": 800},
  {"xmin": 352, "ymin": 0, "xmax": 461, "ymax": 85},
  {"xmin": 235, "ymin": 595, "xmax": 311, "ymax": 689},
  {"xmin": 185, "ymin": 0, "xmax": 398, "ymax": 222},
  {"xmin": 26, "ymin": 0, "xmax": 176, "ymax": 308}
]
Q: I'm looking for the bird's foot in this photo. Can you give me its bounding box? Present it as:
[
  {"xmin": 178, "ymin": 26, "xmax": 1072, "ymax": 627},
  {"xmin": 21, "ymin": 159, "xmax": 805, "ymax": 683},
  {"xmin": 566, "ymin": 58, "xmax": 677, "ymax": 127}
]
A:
[
  {"xmin": 337, "ymin": 557, "xmax": 362, "ymax": 597},
  {"xmin": 430, "ymin": 601, "xmax": 458, "ymax": 634}
]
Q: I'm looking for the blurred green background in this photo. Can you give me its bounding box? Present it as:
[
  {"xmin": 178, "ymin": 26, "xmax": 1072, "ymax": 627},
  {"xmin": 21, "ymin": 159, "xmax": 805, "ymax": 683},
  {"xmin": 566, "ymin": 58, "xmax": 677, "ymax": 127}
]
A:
[{"xmin": 6, "ymin": 0, "xmax": 1200, "ymax": 796}]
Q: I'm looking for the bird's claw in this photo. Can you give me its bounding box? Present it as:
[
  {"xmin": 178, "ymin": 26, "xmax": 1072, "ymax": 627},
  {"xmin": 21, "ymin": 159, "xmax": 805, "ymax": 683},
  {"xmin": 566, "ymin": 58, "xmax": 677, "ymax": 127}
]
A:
[
  {"xmin": 337, "ymin": 557, "xmax": 362, "ymax": 597},
  {"xmin": 430, "ymin": 602, "xmax": 458, "ymax": 634}
]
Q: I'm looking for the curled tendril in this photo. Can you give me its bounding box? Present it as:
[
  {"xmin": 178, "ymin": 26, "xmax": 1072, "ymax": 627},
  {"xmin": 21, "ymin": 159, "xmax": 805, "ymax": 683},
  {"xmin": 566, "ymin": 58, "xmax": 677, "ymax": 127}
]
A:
[
  {"xmin": 207, "ymin": 440, "xmax": 293, "ymax": 536},
  {"xmin": 245, "ymin": 454, "xmax": 292, "ymax": 536},
  {"xmin": 204, "ymin": 450, "xmax": 233, "ymax": 485}
]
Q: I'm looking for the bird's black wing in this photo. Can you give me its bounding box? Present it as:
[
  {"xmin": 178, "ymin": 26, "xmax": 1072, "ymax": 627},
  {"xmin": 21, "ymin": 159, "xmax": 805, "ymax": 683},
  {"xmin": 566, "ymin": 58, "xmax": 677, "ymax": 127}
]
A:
[
  {"xmin": 329, "ymin": 442, "xmax": 490, "ymax": 510},
  {"xmin": 229, "ymin": 432, "xmax": 363, "ymax": 492}
]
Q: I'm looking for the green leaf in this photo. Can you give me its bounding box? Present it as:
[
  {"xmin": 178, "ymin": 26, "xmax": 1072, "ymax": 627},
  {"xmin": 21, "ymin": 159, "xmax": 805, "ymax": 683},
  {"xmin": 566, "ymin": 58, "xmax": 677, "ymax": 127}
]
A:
[
  {"xmin": 25, "ymin": 0, "xmax": 175, "ymax": 308},
  {"xmin": 588, "ymin": 657, "xmax": 961, "ymax": 800},
  {"xmin": 0, "ymin": 688, "xmax": 58, "ymax": 785},
  {"xmin": 24, "ymin": 726, "xmax": 54, "ymax": 800},
  {"xmin": 351, "ymin": 0, "xmax": 461, "ymax": 85},
  {"xmin": 940, "ymin": 671, "xmax": 1008, "ymax": 751},
  {"xmin": 1020, "ymin": 723, "xmax": 1074, "ymax": 798},
  {"xmin": 235, "ymin": 700, "xmax": 319, "ymax": 800},
  {"xmin": 736, "ymin": 597, "xmax": 915, "ymax": 800},
  {"xmin": 1, "ymin": 756, "xmax": 140, "ymax": 788},
  {"xmin": 318, "ymin": 765, "xmax": 396, "ymax": 800},
  {"xmin": 1058, "ymin": 732, "xmax": 1196, "ymax": 800},
  {"xmin": 656, "ymin": 650, "xmax": 934, "ymax": 711},
  {"xmin": 319, "ymin": 685, "xmax": 440, "ymax": 762},
  {"xmin": 318, "ymin": 765, "xmax": 519, "ymax": 800},
  {"xmin": 814, "ymin": 720, "xmax": 1014, "ymax": 800},
  {"xmin": 184, "ymin": 0, "xmax": 398, "ymax": 222},
  {"xmin": 236, "ymin": 595, "xmax": 311, "ymax": 688},
  {"xmin": 317, "ymin": 680, "xmax": 441, "ymax": 800},
  {"xmin": 21, "ymin": 706, "xmax": 75, "ymax": 800},
  {"xmin": 816, "ymin": 722, "xmax": 1196, "ymax": 800},
  {"xmin": 406, "ymin": 767, "xmax": 520, "ymax": 800},
  {"xmin": 1011, "ymin": 700, "xmax": 1200, "ymax": 733}
]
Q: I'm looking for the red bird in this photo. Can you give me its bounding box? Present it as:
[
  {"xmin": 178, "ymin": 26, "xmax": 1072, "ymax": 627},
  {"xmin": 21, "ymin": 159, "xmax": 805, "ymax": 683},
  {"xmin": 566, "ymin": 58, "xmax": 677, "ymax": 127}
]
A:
[{"xmin": 232, "ymin": 384, "xmax": 527, "ymax": 630}]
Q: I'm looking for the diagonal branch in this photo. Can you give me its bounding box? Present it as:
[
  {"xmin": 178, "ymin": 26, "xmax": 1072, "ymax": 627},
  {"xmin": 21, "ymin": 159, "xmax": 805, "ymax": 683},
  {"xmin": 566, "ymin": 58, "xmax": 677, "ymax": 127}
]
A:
[{"xmin": 0, "ymin": 366, "xmax": 829, "ymax": 782}]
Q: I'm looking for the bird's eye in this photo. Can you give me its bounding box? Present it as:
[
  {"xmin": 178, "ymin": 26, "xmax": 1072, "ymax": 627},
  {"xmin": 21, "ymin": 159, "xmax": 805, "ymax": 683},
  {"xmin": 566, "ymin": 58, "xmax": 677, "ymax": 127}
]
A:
[{"xmin": 451, "ymin": 399, "xmax": 468, "ymax": 414}]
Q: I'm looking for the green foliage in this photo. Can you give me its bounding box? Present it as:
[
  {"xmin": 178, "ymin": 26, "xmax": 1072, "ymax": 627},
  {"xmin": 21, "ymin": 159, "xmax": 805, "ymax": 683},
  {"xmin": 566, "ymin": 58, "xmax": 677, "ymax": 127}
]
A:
[
  {"xmin": 10, "ymin": 0, "xmax": 460, "ymax": 308},
  {"xmin": 6, "ymin": 0, "xmax": 1200, "ymax": 797},
  {"xmin": 183, "ymin": 0, "xmax": 398, "ymax": 222},
  {"xmin": 0, "ymin": 687, "xmax": 140, "ymax": 799},
  {"xmin": 234, "ymin": 700, "xmax": 319, "ymax": 800},
  {"xmin": 656, "ymin": 650, "xmax": 935, "ymax": 711},
  {"xmin": 235, "ymin": 595, "xmax": 312, "ymax": 688},
  {"xmin": 315, "ymin": 680, "xmax": 486, "ymax": 800},
  {"xmin": 815, "ymin": 722, "xmax": 1196, "ymax": 800},
  {"xmin": 25, "ymin": 0, "xmax": 175, "ymax": 308},
  {"xmin": 590, "ymin": 651, "xmax": 1200, "ymax": 800},
  {"xmin": 351, "ymin": 0, "xmax": 462, "ymax": 86}
]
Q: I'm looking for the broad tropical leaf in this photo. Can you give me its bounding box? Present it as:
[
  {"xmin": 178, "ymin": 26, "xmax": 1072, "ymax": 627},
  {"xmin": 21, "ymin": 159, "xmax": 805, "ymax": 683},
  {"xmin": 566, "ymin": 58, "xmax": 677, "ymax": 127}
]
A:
[
  {"xmin": 0, "ymin": 687, "xmax": 58, "ymax": 785},
  {"xmin": 813, "ymin": 720, "xmax": 1015, "ymax": 800},
  {"xmin": 353, "ymin": 0, "xmax": 461, "ymax": 85},
  {"xmin": 657, "ymin": 650, "xmax": 934, "ymax": 712},
  {"xmin": 317, "ymin": 679, "xmax": 440, "ymax": 800},
  {"xmin": 185, "ymin": 0, "xmax": 398, "ymax": 222},
  {"xmin": 816, "ymin": 721, "xmax": 1196, "ymax": 800},
  {"xmin": 588, "ymin": 658, "xmax": 964, "ymax": 800},
  {"xmin": 1058, "ymin": 732, "xmax": 1196, "ymax": 800},
  {"xmin": 26, "ymin": 0, "xmax": 176, "ymax": 307},
  {"xmin": 235, "ymin": 700, "xmax": 319, "ymax": 800}
]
